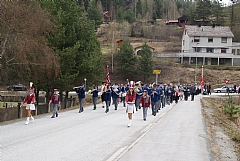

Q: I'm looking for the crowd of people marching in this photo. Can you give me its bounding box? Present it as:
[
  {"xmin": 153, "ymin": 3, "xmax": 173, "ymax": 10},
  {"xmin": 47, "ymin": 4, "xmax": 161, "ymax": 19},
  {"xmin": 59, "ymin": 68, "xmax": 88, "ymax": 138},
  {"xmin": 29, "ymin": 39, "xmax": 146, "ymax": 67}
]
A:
[
  {"xmin": 21, "ymin": 80, "xmax": 240, "ymax": 126},
  {"xmin": 75, "ymin": 80, "xmax": 203, "ymax": 127}
]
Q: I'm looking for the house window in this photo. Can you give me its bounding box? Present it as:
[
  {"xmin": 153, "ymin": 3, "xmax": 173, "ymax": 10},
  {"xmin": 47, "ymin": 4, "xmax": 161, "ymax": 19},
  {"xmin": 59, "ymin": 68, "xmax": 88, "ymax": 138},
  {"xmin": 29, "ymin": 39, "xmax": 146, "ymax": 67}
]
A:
[
  {"xmin": 206, "ymin": 48, "xmax": 214, "ymax": 53},
  {"xmin": 183, "ymin": 40, "xmax": 185, "ymax": 45},
  {"xmin": 221, "ymin": 37, "xmax": 227, "ymax": 43},
  {"xmin": 195, "ymin": 47, "xmax": 201, "ymax": 52},
  {"xmin": 237, "ymin": 49, "xmax": 240, "ymax": 55},
  {"xmin": 208, "ymin": 38, "xmax": 213, "ymax": 42},
  {"xmin": 194, "ymin": 36, "xmax": 200, "ymax": 42},
  {"xmin": 221, "ymin": 48, "xmax": 227, "ymax": 53},
  {"xmin": 232, "ymin": 49, "xmax": 236, "ymax": 55}
]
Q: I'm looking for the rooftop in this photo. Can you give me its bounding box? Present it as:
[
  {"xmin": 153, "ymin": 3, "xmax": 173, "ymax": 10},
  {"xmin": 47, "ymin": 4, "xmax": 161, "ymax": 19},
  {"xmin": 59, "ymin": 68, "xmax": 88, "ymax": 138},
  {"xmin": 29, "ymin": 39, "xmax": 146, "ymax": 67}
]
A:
[{"xmin": 185, "ymin": 25, "xmax": 234, "ymax": 38}]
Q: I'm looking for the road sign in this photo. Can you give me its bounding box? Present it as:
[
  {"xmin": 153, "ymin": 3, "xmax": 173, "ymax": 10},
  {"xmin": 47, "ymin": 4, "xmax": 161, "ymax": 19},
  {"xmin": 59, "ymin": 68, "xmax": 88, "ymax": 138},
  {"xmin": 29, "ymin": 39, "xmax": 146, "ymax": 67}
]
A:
[{"xmin": 153, "ymin": 70, "xmax": 161, "ymax": 74}]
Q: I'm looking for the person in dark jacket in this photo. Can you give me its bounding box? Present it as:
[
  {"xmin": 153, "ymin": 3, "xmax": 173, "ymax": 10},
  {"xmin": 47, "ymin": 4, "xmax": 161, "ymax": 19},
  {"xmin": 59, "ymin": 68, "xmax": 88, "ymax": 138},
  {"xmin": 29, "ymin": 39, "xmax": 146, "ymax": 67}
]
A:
[
  {"xmin": 91, "ymin": 85, "xmax": 99, "ymax": 110},
  {"xmin": 190, "ymin": 84, "xmax": 196, "ymax": 101},
  {"xmin": 150, "ymin": 84, "xmax": 159, "ymax": 116},
  {"xmin": 75, "ymin": 83, "xmax": 86, "ymax": 113},
  {"xmin": 105, "ymin": 85, "xmax": 112, "ymax": 113},
  {"xmin": 183, "ymin": 85, "xmax": 189, "ymax": 101}
]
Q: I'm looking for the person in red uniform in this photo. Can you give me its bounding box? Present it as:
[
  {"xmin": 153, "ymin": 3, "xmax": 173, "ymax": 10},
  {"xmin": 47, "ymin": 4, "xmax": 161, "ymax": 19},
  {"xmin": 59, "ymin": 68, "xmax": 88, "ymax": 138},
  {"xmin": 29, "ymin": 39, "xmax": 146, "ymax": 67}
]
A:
[
  {"xmin": 22, "ymin": 87, "xmax": 35, "ymax": 125},
  {"xmin": 140, "ymin": 90, "xmax": 151, "ymax": 121},
  {"xmin": 126, "ymin": 84, "xmax": 136, "ymax": 127},
  {"xmin": 49, "ymin": 89, "xmax": 60, "ymax": 118}
]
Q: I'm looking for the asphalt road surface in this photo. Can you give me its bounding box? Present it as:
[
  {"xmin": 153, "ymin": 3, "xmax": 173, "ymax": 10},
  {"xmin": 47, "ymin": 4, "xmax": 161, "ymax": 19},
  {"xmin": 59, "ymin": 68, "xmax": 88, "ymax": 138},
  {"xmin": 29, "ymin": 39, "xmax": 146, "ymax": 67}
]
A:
[{"xmin": 1, "ymin": 95, "xmax": 212, "ymax": 161}]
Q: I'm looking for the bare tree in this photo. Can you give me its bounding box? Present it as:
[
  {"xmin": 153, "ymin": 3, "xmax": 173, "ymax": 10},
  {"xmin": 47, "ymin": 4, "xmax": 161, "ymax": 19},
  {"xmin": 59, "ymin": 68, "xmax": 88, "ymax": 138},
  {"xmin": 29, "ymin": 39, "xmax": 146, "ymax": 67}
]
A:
[{"xmin": 1, "ymin": 1, "xmax": 60, "ymax": 85}]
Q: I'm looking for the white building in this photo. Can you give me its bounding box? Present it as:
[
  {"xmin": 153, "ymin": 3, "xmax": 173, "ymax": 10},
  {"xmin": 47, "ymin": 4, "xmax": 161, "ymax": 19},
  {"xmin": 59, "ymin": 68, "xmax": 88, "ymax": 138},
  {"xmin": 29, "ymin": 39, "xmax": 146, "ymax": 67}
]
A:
[{"xmin": 180, "ymin": 25, "xmax": 240, "ymax": 66}]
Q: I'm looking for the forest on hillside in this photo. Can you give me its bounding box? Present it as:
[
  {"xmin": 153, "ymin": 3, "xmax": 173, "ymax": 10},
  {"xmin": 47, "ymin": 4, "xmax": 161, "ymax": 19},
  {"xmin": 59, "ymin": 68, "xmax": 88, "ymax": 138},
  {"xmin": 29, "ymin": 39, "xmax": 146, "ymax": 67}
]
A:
[
  {"xmin": 1, "ymin": 0, "xmax": 240, "ymax": 92},
  {"xmin": 82, "ymin": 0, "xmax": 240, "ymax": 41}
]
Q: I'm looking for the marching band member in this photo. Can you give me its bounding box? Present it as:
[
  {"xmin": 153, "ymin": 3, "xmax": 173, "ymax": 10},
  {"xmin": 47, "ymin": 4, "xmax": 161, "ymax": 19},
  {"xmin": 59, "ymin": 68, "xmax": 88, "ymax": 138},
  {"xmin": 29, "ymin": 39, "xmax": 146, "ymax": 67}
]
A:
[
  {"xmin": 105, "ymin": 85, "xmax": 112, "ymax": 113},
  {"xmin": 22, "ymin": 87, "xmax": 35, "ymax": 125},
  {"xmin": 126, "ymin": 84, "xmax": 136, "ymax": 127},
  {"xmin": 101, "ymin": 82, "xmax": 106, "ymax": 108},
  {"xmin": 75, "ymin": 83, "xmax": 86, "ymax": 113},
  {"xmin": 121, "ymin": 82, "xmax": 128, "ymax": 107},
  {"xmin": 134, "ymin": 83, "xmax": 143, "ymax": 111},
  {"xmin": 49, "ymin": 88, "xmax": 60, "ymax": 118},
  {"xmin": 112, "ymin": 83, "xmax": 120, "ymax": 110},
  {"xmin": 91, "ymin": 84, "xmax": 99, "ymax": 110},
  {"xmin": 150, "ymin": 84, "xmax": 159, "ymax": 116}
]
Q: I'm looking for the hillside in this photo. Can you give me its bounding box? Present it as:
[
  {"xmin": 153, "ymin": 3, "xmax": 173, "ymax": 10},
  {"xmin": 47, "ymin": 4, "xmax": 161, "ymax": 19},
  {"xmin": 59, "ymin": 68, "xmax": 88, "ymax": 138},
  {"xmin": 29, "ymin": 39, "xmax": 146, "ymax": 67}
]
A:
[{"xmin": 98, "ymin": 22, "xmax": 240, "ymax": 87}]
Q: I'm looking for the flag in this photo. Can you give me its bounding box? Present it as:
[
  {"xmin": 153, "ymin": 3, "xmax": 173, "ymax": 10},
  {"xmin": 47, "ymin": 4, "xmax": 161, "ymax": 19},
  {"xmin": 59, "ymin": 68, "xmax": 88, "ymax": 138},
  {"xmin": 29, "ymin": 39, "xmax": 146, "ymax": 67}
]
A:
[
  {"xmin": 224, "ymin": 79, "xmax": 230, "ymax": 84},
  {"xmin": 200, "ymin": 76, "xmax": 204, "ymax": 91},
  {"xmin": 105, "ymin": 65, "xmax": 111, "ymax": 85}
]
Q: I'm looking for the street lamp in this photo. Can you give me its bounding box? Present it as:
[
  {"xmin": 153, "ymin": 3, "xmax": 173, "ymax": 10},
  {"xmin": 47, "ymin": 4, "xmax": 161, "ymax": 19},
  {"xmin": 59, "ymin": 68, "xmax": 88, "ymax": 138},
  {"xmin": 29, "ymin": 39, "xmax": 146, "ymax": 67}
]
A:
[
  {"xmin": 195, "ymin": 43, "xmax": 199, "ymax": 84},
  {"xmin": 84, "ymin": 78, "xmax": 87, "ymax": 89}
]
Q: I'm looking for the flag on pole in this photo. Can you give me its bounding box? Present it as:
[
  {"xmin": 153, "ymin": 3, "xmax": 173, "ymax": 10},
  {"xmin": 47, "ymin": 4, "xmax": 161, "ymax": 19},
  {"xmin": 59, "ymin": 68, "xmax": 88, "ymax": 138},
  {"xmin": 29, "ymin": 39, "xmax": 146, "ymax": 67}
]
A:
[
  {"xmin": 224, "ymin": 79, "xmax": 230, "ymax": 84},
  {"xmin": 105, "ymin": 65, "xmax": 111, "ymax": 85},
  {"xmin": 200, "ymin": 76, "xmax": 204, "ymax": 91}
]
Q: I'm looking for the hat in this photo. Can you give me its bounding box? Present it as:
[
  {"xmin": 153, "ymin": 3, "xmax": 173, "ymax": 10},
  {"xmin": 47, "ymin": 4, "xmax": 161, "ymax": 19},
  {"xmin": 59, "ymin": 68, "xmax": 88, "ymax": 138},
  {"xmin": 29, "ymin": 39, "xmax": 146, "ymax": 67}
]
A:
[
  {"xmin": 80, "ymin": 82, "xmax": 84, "ymax": 86},
  {"xmin": 143, "ymin": 89, "xmax": 147, "ymax": 92},
  {"xmin": 53, "ymin": 89, "xmax": 58, "ymax": 91},
  {"xmin": 134, "ymin": 83, "xmax": 139, "ymax": 86},
  {"xmin": 153, "ymin": 84, "xmax": 157, "ymax": 87}
]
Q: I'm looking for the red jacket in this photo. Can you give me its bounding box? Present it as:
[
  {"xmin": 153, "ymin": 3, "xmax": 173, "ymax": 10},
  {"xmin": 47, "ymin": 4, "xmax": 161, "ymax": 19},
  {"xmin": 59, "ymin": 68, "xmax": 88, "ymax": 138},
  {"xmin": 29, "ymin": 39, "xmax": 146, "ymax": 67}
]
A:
[
  {"xmin": 23, "ymin": 94, "xmax": 35, "ymax": 104},
  {"xmin": 49, "ymin": 93, "xmax": 60, "ymax": 104},
  {"xmin": 126, "ymin": 92, "xmax": 136, "ymax": 103},
  {"xmin": 140, "ymin": 96, "xmax": 150, "ymax": 108}
]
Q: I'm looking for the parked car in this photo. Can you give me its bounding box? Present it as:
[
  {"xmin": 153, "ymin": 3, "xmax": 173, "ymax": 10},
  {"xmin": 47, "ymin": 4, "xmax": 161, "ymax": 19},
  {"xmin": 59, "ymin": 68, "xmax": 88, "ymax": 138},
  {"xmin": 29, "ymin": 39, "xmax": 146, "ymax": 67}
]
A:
[
  {"xmin": 213, "ymin": 86, "xmax": 233, "ymax": 93},
  {"xmin": 7, "ymin": 84, "xmax": 27, "ymax": 91}
]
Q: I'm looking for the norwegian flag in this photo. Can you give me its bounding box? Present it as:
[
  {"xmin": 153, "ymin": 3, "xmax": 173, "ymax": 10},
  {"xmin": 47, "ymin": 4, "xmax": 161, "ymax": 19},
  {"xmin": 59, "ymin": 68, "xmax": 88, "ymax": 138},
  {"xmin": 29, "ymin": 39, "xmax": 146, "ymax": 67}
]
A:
[
  {"xmin": 200, "ymin": 76, "xmax": 204, "ymax": 91},
  {"xmin": 105, "ymin": 65, "xmax": 111, "ymax": 85},
  {"xmin": 224, "ymin": 79, "xmax": 230, "ymax": 84}
]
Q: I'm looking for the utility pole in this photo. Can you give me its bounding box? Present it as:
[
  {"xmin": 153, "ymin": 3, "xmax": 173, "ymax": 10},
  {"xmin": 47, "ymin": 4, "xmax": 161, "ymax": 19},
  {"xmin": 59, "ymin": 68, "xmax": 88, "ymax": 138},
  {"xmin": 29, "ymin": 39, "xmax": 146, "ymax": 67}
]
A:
[{"xmin": 111, "ymin": 31, "xmax": 114, "ymax": 73}]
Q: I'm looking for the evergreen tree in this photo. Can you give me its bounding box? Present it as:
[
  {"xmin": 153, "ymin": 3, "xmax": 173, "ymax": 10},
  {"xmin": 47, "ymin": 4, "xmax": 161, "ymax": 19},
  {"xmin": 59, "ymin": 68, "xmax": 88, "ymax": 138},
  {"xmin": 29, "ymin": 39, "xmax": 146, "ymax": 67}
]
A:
[
  {"xmin": 136, "ymin": 0, "xmax": 143, "ymax": 18},
  {"xmin": 40, "ymin": 0, "xmax": 103, "ymax": 91},
  {"xmin": 130, "ymin": 25, "xmax": 136, "ymax": 37},
  {"xmin": 116, "ymin": 7, "xmax": 125, "ymax": 22},
  {"xmin": 154, "ymin": 0, "xmax": 162, "ymax": 19},
  {"xmin": 137, "ymin": 43, "xmax": 153, "ymax": 82},
  {"xmin": 87, "ymin": 1, "xmax": 102, "ymax": 29},
  {"xmin": 117, "ymin": 39, "xmax": 137, "ymax": 78},
  {"xmin": 124, "ymin": 9, "xmax": 135, "ymax": 23},
  {"xmin": 195, "ymin": 0, "xmax": 212, "ymax": 22},
  {"xmin": 211, "ymin": 1, "xmax": 226, "ymax": 26},
  {"xmin": 152, "ymin": 10, "xmax": 157, "ymax": 21}
]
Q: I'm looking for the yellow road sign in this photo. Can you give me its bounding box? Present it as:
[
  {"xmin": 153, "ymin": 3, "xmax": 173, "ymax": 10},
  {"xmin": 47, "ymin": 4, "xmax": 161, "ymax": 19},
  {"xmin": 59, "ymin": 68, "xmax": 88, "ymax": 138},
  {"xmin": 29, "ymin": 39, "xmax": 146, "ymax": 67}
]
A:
[{"xmin": 153, "ymin": 70, "xmax": 161, "ymax": 74}]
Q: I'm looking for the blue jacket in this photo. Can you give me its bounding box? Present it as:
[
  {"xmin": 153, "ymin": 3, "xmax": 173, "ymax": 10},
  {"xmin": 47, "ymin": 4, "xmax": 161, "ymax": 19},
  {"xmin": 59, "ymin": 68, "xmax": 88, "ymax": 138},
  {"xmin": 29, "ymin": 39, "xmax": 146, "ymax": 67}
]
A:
[
  {"xmin": 76, "ymin": 87, "xmax": 86, "ymax": 99},
  {"xmin": 92, "ymin": 88, "xmax": 99, "ymax": 98},
  {"xmin": 150, "ymin": 90, "xmax": 159, "ymax": 102},
  {"xmin": 105, "ymin": 90, "xmax": 112, "ymax": 101},
  {"xmin": 136, "ymin": 88, "xmax": 143, "ymax": 99}
]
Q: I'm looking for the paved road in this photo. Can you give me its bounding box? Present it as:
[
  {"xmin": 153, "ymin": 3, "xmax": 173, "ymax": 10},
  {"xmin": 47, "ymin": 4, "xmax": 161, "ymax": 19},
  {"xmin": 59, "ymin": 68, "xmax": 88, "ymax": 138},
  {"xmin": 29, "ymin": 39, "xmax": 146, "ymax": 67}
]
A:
[{"xmin": 1, "ymin": 95, "xmax": 212, "ymax": 161}]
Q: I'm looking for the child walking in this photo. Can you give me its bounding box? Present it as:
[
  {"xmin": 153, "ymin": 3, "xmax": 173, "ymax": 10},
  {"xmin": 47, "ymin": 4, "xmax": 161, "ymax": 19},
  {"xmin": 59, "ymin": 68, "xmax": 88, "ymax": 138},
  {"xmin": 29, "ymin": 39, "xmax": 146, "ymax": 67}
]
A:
[{"xmin": 140, "ymin": 90, "xmax": 150, "ymax": 121}]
